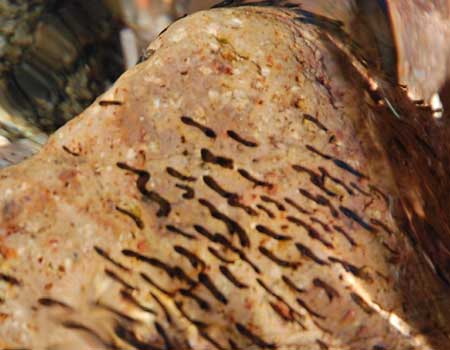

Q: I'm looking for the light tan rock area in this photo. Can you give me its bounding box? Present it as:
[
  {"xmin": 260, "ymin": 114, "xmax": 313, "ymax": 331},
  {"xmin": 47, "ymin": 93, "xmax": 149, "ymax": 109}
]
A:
[{"xmin": 0, "ymin": 6, "xmax": 449, "ymax": 350}]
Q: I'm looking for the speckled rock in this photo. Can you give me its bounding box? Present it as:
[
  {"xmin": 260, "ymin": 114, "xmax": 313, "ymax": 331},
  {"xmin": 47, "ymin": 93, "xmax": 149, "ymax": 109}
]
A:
[{"xmin": 0, "ymin": 7, "xmax": 449, "ymax": 350}]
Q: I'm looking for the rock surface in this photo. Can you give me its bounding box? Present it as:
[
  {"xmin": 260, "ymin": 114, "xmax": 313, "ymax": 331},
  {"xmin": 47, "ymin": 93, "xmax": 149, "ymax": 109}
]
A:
[{"xmin": 0, "ymin": 6, "xmax": 449, "ymax": 350}]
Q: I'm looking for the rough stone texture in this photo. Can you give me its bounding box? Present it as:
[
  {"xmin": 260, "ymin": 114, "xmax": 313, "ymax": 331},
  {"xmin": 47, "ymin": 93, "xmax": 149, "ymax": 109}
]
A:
[
  {"xmin": 0, "ymin": 7, "xmax": 449, "ymax": 350},
  {"xmin": 0, "ymin": 0, "xmax": 123, "ymax": 133}
]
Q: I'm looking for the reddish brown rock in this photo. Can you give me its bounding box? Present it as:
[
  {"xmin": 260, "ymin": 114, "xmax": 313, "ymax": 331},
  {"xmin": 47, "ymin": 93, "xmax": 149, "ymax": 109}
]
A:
[{"xmin": 0, "ymin": 6, "xmax": 449, "ymax": 350}]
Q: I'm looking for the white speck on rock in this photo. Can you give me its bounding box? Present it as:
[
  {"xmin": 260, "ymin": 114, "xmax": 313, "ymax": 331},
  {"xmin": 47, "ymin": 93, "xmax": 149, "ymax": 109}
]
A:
[
  {"xmin": 170, "ymin": 97, "xmax": 183, "ymax": 109},
  {"xmin": 261, "ymin": 66, "xmax": 271, "ymax": 77},
  {"xmin": 126, "ymin": 148, "xmax": 136, "ymax": 160},
  {"xmin": 148, "ymin": 142, "xmax": 159, "ymax": 152},
  {"xmin": 290, "ymin": 86, "xmax": 301, "ymax": 94},
  {"xmin": 64, "ymin": 257, "xmax": 73, "ymax": 271},
  {"xmin": 208, "ymin": 90, "xmax": 220, "ymax": 101},
  {"xmin": 145, "ymin": 75, "xmax": 163, "ymax": 84},
  {"xmin": 210, "ymin": 41, "xmax": 220, "ymax": 51},
  {"xmin": 254, "ymin": 81, "xmax": 264, "ymax": 89},
  {"xmin": 152, "ymin": 58, "xmax": 162, "ymax": 66},
  {"xmin": 229, "ymin": 17, "xmax": 243, "ymax": 28},
  {"xmin": 206, "ymin": 23, "xmax": 219, "ymax": 36},
  {"xmin": 170, "ymin": 28, "xmax": 187, "ymax": 42},
  {"xmin": 199, "ymin": 66, "xmax": 213, "ymax": 75}
]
